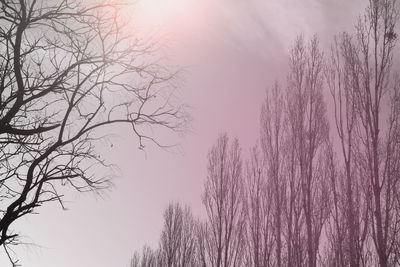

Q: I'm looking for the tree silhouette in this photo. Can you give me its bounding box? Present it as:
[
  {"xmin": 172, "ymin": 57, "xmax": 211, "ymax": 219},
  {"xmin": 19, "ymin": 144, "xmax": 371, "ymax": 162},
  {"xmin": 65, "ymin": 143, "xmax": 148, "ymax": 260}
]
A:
[
  {"xmin": 348, "ymin": 0, "xmax": 400, "ymax": 265},
  {"xmin": 160, "ymin": 203, "xmax": 197, "ymax": 267},
  {"xmin": 325, "ymin": 33, "xmax": 370, "ymax": 266},
  {"xmin": 260, "ymin": 82, "xmax": 285, "ymax": 267},
  {"xmin": 242, "ymin": 145, "xmax": 274, "ymax": 266},
  {"xmin": 201, "ymin": 134, "xmax": 246, "ymax": 267},
  {"xmin": 130, "ymin": 245, "xmax": 160, "ymax": 267},
  {"xmin": 286, "ymin": 35, "xmax": 331, "ymax": 267},
  {"xmin": 0, "ymin": 0, "xmax": 186, "ymax": 263},
  {"xmin": 129, "ymin": 1, "xmax": 400, "ymax": 266}
]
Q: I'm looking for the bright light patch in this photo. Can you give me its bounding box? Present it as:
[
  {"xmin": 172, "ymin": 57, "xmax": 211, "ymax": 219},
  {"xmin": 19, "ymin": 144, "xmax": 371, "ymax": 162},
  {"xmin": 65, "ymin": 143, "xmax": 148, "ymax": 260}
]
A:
[{"xmin": 134, "ymin": 0, "xmax": 197, "ymax": 32}]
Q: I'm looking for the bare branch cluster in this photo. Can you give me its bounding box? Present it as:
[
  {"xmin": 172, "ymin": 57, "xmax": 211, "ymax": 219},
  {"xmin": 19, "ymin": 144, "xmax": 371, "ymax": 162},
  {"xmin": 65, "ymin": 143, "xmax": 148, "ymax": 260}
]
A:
[
  {"xmin": 130, "ymin": 203, "xmax": 197, "ymax": 267},
  {"xmin": 131, "ymin": 1, "xmax": 400, "ymax": 267},
  {"xmin": 0, "ymin": 0, "xmax": 187, "ymax": 262}
]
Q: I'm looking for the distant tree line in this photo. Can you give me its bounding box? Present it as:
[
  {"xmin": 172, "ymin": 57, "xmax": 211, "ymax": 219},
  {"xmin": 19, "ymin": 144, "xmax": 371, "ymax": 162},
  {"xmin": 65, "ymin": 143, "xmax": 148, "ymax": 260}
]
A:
[{"xmin": 130, "ymin": 0, "xmax": 400, "ymax": 266}]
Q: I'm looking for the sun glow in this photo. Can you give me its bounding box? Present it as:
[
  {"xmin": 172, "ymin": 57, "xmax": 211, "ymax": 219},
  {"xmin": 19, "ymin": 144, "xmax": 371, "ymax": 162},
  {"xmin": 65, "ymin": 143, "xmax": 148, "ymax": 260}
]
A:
[{"xmin": 134, "ymin": 0, "xmax": 197, "ymax": 33}]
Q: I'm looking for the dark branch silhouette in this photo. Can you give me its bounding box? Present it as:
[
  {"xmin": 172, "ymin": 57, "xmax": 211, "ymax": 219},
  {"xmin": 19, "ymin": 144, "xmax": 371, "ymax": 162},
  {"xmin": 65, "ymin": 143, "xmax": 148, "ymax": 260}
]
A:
[
  {"xmin": 0, "ymin": 0, "xmax": 187, "ymax": 263},
  {"xmin": 129, "ymin": 1, "xmax": 400, "ymax": 266}
]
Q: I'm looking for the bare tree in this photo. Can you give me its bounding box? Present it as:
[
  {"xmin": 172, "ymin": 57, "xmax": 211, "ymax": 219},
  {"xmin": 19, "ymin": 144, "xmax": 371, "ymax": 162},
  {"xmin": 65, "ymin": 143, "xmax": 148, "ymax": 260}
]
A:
[
  {"xmin": 284, "ymin": 82, "xmax": 306, "ymax": 267},
  {"xmin": 325, "ymin": 33, "xmax": 371, "ymax": 267},
  {"xmin": 0, "ymin": 0, "xmax": 186, "ymax": 262},
  {"xmin": 130, "ymin": 252, "xmax": 141, "ymax": 267},
  {"xmin": 195, "ymin": 220, "xmax": 208, "ymax": 267},
  {"xmin": 342, "ymin": 0, "xmax": 400, "ymax": 265},
  {"xmin": 202, "ymin": 133, "xmax": 246, "ymax": 267},
  {"xmin": 159, "ymin": 203, "xmax": 197, "ymax": 267},
  {"xmin": 131, "ymin": 203, "xmax": 197, "ymax": 267},
  {"xmin": 130, "ymin": 245, "xmax": 160, "ymax": 267},
  {"xmin": 243, "ymin": 145, "xmax": 274, "ymax": 266},
  {"xmin": 260, "ymin": 82, "xmax": 285, "ymax": 267},
  {"xmin": 177, "ymin": 206, "xmax": 197, "ymax": 267},
  {"xmin": 128, "ymin": 2, "xmax": 400, "ymax": 267},
  {"xmin": 160, "ymin": 203, "xmax": 184, "ymax": 267},
  {"xmin": 286, "ymin": 35, "xmax": 330, "ymax": 267}
]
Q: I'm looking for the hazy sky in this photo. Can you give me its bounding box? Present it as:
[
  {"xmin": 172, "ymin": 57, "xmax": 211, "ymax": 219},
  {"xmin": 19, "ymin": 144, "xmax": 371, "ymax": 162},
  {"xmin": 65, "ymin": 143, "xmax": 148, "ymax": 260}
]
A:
[{"xmin": 0, "ymin": 0, "xmax": 366, "ymax": 266}]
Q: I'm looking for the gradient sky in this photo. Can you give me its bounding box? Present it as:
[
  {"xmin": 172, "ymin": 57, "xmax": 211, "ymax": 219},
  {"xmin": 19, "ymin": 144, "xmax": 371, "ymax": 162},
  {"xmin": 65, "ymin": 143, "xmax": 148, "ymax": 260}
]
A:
[{"xmin": 0, "ymin": 0, "xmax": 366, "ymax": 266}]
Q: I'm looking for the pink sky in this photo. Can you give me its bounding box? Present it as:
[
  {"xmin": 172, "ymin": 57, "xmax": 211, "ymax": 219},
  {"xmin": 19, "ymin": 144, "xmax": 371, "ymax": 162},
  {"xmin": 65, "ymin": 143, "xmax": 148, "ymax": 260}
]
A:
[{"xmin": 0, "ymin": 0, "xmax": 366, "ymax": 266}]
